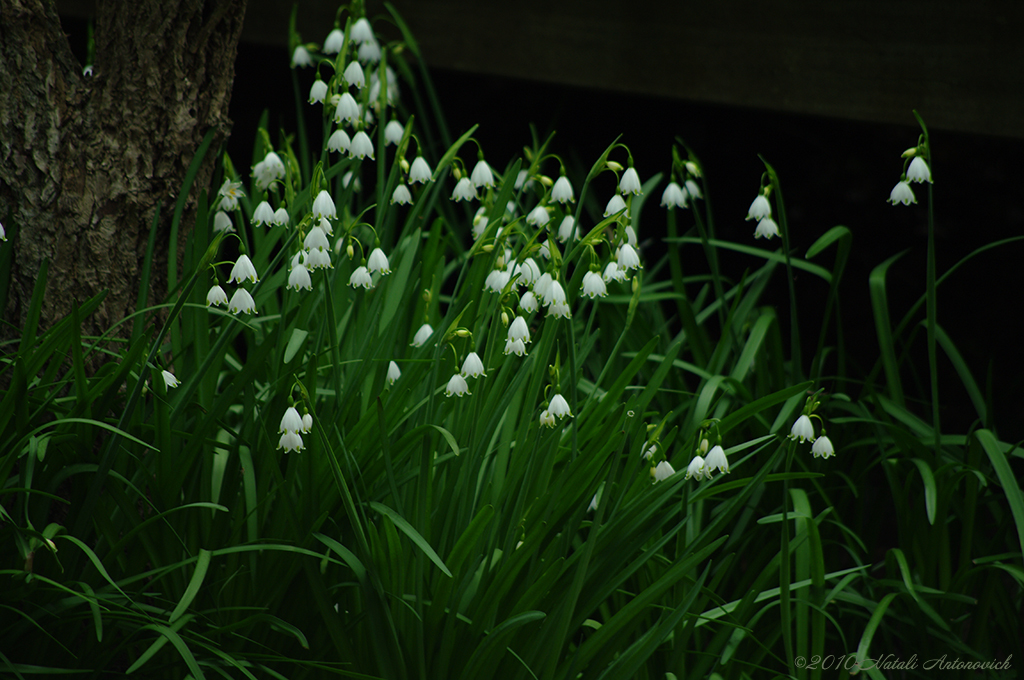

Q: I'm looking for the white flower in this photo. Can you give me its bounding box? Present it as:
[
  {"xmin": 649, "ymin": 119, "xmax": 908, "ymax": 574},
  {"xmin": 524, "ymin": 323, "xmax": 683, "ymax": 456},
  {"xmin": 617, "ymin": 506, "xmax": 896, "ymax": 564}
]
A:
[
  {"xmin": 384, "ymin": 120, "xmax": 404, "ymax": 146},
  {"xmin": 888, "ymin": 181, "xmax": 916, "ymax": 206},
  {"xmin": 391, "ymin": 184, "xmax": 413, "ymax": 205},
  {"xmin": 278, "ymin": 431, "xmax": 304, "ymax": 453},
  {"xmin": 653, "ymin": 460, "xmax": 675, "ymax": 481},
  {"xmin": 604, "ymin": 194, "xmax": 627, "ymax": 218},
  {"xmin": 218, "ymin": 180, "xmax": 245, "ymax": 211},
  {"xmin": 508, "ymin": 316, "xmax": 531, "ymax": 344},
  {"xmin": 351, "ymin": 17, "xmax": 374, "ymax": 43},
  {"xmin": 484, "ymin": 268, "xmax": 511, "ymax": 293},
  {"xmin": 288, "ymin": 264, "xmax": 313, "ymax": 291},
  {"xmin": 304, "ymin": 226, "xmax": 330, "ymax": 251},
  {"xmin": 547, "ymin": 302, "xmax": 571, "ymax": 319},
  {"xmin": 253, "ymin": 152, "xmax": 286, "ymax": 189},
  {"xmin": 747, "ymin": 194, "xmax": 772, "ymax": 221},
  {"xmin": 323, "ymin": 28, "xmax": 344, "ymax": 54},
  {"xmin": 327, "ymin": 129, "xmax": 351, "ymax": 153},
  {"xmin": 206, "ymin": 284, "xmax": 228, "ymax": 307},
  {"xmin": 661, "ymin": 182, "xmax": 688, "ymax": 209},
  {"xmin": 588, "ymin": 491, "xmax": 600, "ymax": 512},
  {"xmin": 543, "ymin": 280, "xmax": 567, "ymax": 307},
  {"xmin": 603, "ymin": 261, "xmax": 627, "ymax": 283},
  {"xmin": 617, "ymin": 244, "xmax": 641, "ymax": 270},
  {"xmin": 812, "ymin": 435, "xmax": 835, "ymax": 459},
  {"xmin": 685, "ymin": 179, "xmax": 703, "ymax": 200},
  {"xmin": 318, "ymin": 217, "xmax": 334, "ymax": 236},
  {"xmin": 312, "ymin": 190, "xmax": 337, "ymax": 220},
  {"xmin": 291, "ymin": 45, "xmax": 313, "ymax": 68},
  {"xmin": 344, "ymin": 60, "xmax": 366, "ymax": 89},
  {"xmin": 229, "ymin": 254, "xmax": 259, "ymax": 284},
  {"xmin": 161, "ymin": 370, "xmax": 180, "ymax": 389},
  {"xmin": 445, "ymin": 373, "xmax": 471, "ymax": 397},
  {"xmin": 547, "ymin": 393, "xmax": 572, "ymax": 419},
  {"xmin": 280, "ymin": 406, "xmax": 303, "ymax": 434},
  {"xmin": 228, "ymin": 288, "xmax": 257, "ymax": 315},
  {"xmin": 685, "ymin": 455, "xmax": 709, "ymax": 480},
  {"xmin": 539, "ymin": 240, "xmax": 557, "ymax": 261},
  {"xmin": 514, "ymin": 169, "xmax": 531, "ymax": 190},
  {"xmin": 451, "ymin": 177, "xmax": 477, "ymax": 202},
  {"xmin": 789, "ymin": 415, "xmax": 816, "ymax": 443},
  {"xmin": 302, "ymin": 413, "xmax": 313, "ymax": 433},
  {"xmin": 387, "ymin": 361, "xmax": 401, "ymax": 384},
  {"xmin": 273, "ymin": 207, "xmax": 289, "ymax": 227},
  {"xmin": 754, "ymin": 217, "xmax": 780, "ymax": 239},
  {"xmin": 517, "ymin": 258, "xmax": 541, "ymax": 286},
  {"xmin": 358, "ymin": 38, "xmax": 381, "ymax": 63},
  {"xmin": 409, "ymin": 157, "xmax": 433, "ymax": 183},
  {"xmin": 213, "ymin": 210, "xmax": 234, "ymax": 233},
  {"xmin": 471, "ymin": 160, "xmax": 495, "ymax": 188},
  {"xmin": 504, "ymin": 338, "xmax": 527, "ymax": 356},
  {"xmin": 349, "ymin": 266, "xmax": 373, "ymax": 289},
  {"xmin": 619, "ymin": 167, "xmax": 642, "ymax": 195},
  {"xmin": 581, "ymin": 271, "xmax": 607, "ymax": 299},
  {"xmin": 557, "ymin": 215, "xmax": 578, "ymax": 242},
  {"xmin": 534, "ymin": 272, "xmax": 553, "ymax": 301},
  {"xmin": 411, "ymin": 323, "xmax": 433, "ymax": 347},
  {"xmin": 526, "ymin": 204, "xmax": 550, "ymax": 227},
  {"xmin": 552, "ymin": 176, "xmax": 574, "ymax": 203},
  {"xmin": 642, "ymin": 443, "xmax": 657, "ymax": 460},
  {"xmin": 309, "ymin": 78, "xmax": 328, "ymax": 104},
  {"xmin": 519, "ymin": 291, "xmax": 539, "ymax": 313},
  {"xmin": 367, "ymin": 247, "xmax": 390, "ymax": 274},
  {"xmin": 306, "ymin": 246, "xmax": 332, "ymax": 270},
  {"xmin": 540, "ymin": 410, "xmax": 556, "ymax": 427},
  {"xmin": 461, "ymin": 352, "xmax": 486, "ymax": 378},
  {"xmin": 342, "ymin": 171, "xmax": 361, "ymax": 192},
  {"xmin": 334, "ymin": 92, "xmax": 360, "ymax": 125},
  {"xmin": 705, "ymin": 445, "xmax": 729, "ymax": 475},
  {"xmin": 624, "ymin": 226, "xmax": 637, "ymax": 247},
  {"xmin": 349, "ymin": 131, "xmax": 375, "ymax": 160},
  {"xmin": 252, "ymin": 201, "xmax": 275, "ymax": 227},
  {"xmin": 906, "ymin": 157, "xmax": 932, "ymax": 183}
]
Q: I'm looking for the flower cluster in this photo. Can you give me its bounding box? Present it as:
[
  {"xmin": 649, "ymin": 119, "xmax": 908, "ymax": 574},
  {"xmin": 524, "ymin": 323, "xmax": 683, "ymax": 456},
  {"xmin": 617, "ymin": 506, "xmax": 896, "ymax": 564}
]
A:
[
  {"xmin": 888, "ymin": 145, "xmax": 932, "ymax": 206},
  {"xmin": 278, "ymin": 405, "xmax": 310, "ymax": 453}
]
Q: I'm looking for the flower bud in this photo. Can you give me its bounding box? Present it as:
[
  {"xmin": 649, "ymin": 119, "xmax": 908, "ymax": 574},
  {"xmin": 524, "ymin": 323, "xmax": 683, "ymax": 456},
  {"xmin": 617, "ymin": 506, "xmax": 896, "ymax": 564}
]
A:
[
  {"xmin": 606, "ymin": 160, "xmax": 623, "ymax": 172},
  {"xmin": 538, "ymin": 175, "xmax": 553, "ymax": 187},
  {"xmin": 700, "ymin": 438, "xmax": 709, "ymax": 454},
  {"xmin": 422, "ymin": 289, "xmax": 431, "ymax": 303},
  {"xmin": 455, "ymin": 329, "xmax": 470, "ymax": 337},
  {"xmin": 901, "ymin": 147, "xmax": 919, "ymax": 158},
  {"xmin": 501, "ymin": 311, "xmax": 509, "ymax": 326},
  {"xmin": 453, "ymin": 166, "xmax": 462, "ymax": 180},
  {"xmin": 632, "ymin": 276, "xmax": 639, "ymax": 293},
  {"xmin": 347, "ymin": 243, "xmax": 355, "ymax": 259},
  {"xmin": 400, "ymin": 157, "xmax": 410, "ymax": 173},
  {"xmin": 685, "ymin": 161, "xmax": 700, "ymax": 177}
]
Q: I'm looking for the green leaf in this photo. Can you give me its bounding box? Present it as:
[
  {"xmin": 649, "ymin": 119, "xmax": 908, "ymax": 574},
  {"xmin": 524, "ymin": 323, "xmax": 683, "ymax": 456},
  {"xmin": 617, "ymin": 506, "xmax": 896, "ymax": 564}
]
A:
[
  {"xmin": 869, "ymin": 251, "xmax": 908, "ymax": 406},
  {"xmin": 283, "ymin": 328, "xmax": 308, "ymax": 364},
  {"xmin": 908, "ymin": 458, "xmax": 937, "ymax": 525},
  {"xmin": 976, "ymin": 430, "xmax": 1024, "ymax": 557},
  {"xmin": 368, "ymin": 502, "xmax": 452, "ymax": 577},
  {"xmin": 169, "ymin": 549, "xmax": 211, "ymax": 623}
]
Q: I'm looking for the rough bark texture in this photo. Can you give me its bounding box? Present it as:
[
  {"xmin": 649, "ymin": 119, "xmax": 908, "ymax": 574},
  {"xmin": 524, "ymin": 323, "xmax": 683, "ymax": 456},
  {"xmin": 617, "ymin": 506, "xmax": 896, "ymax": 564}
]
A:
[{"xmin": 0, "ymin": 0, "xmax": 246, "ymax": 350}]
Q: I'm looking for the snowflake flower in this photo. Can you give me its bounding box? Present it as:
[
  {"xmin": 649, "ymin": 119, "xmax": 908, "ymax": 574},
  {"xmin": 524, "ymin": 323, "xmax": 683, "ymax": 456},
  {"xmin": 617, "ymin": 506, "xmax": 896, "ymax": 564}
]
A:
[
  {"xmin": 344, "ymin": 60, "xmax": 366, "ymax": 89},
  {"xmin": 391, "ymin": 184, "xmax": 413, "ymax": 205},
  {"xmin": 603, "ymin": 261, "xmax": 627, "ymax": 283},
  {"xmin": 278, "ymin": 431, "xmax": 304, "ymax": 452},
  {"xmin": 540, "ymin": 409, "xmax": 556, "ymax": 427},
  {"xmin": 508, "ymin": 316, "xmax": 531, "ymax": 344},
  {"xmin": 552, "ymin": 176, "xmax": 574, "ymax": 203},
  {"xmin": 754, "ymin": 217, "xmax": 780, "ymax": 239},
  {"xmin": 705, "ymin": 445, "xmax": 729, "ymax": 475},
  {"xmin": 206, "ymin": 285, "xmax": 228, "ymax": 307},
  {"xmin": 558, "ymin": 215, "xmax": 578, "ymax": 242},
  {"xmin": 747, "ymin": 194, "xmax": 772, "ymax": 221},
  {"xmin": 471, "ymin": 160, "xmax": 495, "ymax": 189},
  {"xmin": 888, "ymin": 181, "xmax": 916, "ymax": 206},
  {"xmin": 218, "ymin": 180, "xmax": 245, "ymax": 211},
  {"xmin": 906, "ymin": 157, "xmax": 932, "ymax": 183},
  {"xmin": 409, "ymin": 156, "xmax": 433, "ymax": 183},
  {"xmin": 349, "ymin": 131, "xmax": 375, "ymax": 160},
  {"xmin": 351, "ymin": 18, "xmax": 374, "ymax": 43},
  {"xmin": 303, "ymin": 226, "xmax": 330, "ymax": 252},
  {"xmin": 604, "ymin": 194, "xmax": 626, "ymax": 218},
  {"xmin": 461, "ymin": 352, "xmax": 486, "ymax": 378},
  {"xmin": 288, "ymin": 264, "xmax": 313, "ymax": 291},
  {"xmin": 653, "ymin": 460, "xmax": 675, "ymax": 481},
  {"xmin": 384, "ymin": 120, "xmax": 404, "ymax": 146},
  {"xmin": 445, "ymin": 373, "xmax": 471, "ymax": 397},
  {"xmin": 309, "ymin": 78, "xmax": 328, "ymax": 104},
  {"xmin": 547, "ymin": 394, "xmax": 572, "ymax": 419},
  {"xmin": 252, "ymin": 201, "xmax": 275, "ymax": 227},
  {"xmin": 661, "ymin": 182, "xmax": 688, "ymax": 208},
  {"xmin": 327, "ymin": 129, "xmax": 351, "ymax": 153},
  {"xmin": 367, "ymin": 247, "xmax": 390, "ymax": 274},
  {"xmin": 617, "ymin": 244, "xmax": 641, "ymax": 270},
  {"xmin": 323, "ymin": 28, "xmax": 344, "ymax": 54},
  {"xmin": 228, "ymin": 288, "xmax": 257, "ymax": 315},
  {"xmin": 812, "ymin": 435, "xmax": 835, "ymax": 459},
  {"xmin": 312, "ymin": 190, "xmax": 337, "ymax": 220},
  {"xmin": 619, "ymin": 167, "xmax": 642, "ymax": 195},
  {"xmin": 273, "ymin": 207, "xmax": 289, "ymax": 226},
  {"xmin": 526, "ymin": 204, "xmax": 550, "ymax": 227},
  {"xmin": 519, "ymin": 291, "xmax": 539, "ymax": 313},
  {"xmin": 581, "ymin": 271, "xmax": 607, "ymax": 299},
  {"xmin": 387, "ymin": 361, "xmax": 401, "ymax": 384},
  {"xmin": 451, "ymin": 177, "xmax": 477, "ymax": 202},
  {"xmin": 291, "ymin": 45, "xmax": 313, "ymax": 68},
  {"xmin": 411, "ymin": 323, "xmax": 433, "ymax": 347},
  {"xmin": 504, "ymin": 338, "xmax": 527, "ymax": 357},
  {"xmin": 229, "ymin": 255, "xmax": 259, "ymax": 284},
  {"xmin": 789, "ymin": 415, "xmax": 816, "ymax": 443},
  {"xmin": 213, "ymin": 211, "xmax": 234, "ymax": 233},
  {"xmin": 161, "ymin": 370, "xmax": 180, "ymax": 389}
]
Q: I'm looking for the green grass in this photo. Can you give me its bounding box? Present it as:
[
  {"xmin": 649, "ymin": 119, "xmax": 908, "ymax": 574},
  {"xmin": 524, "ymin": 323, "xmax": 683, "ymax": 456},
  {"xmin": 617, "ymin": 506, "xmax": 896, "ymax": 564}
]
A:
[{"xmin": 1, "ymin": 5, "xmax": 1020, "ymax": 679}]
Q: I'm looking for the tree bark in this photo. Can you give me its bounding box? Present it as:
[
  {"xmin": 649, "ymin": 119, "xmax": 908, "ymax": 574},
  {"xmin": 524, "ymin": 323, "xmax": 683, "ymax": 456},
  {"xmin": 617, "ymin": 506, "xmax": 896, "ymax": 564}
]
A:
[{"xmin": 0, "ymin": 0, "xmax": 246, "ymax": 352}]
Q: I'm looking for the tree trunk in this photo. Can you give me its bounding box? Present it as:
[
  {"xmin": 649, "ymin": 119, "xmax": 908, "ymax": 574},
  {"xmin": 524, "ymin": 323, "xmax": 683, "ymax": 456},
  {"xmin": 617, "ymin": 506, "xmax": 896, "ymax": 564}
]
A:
[{"xmin": 0, "ymin": 0, "xmax": 246, "ymax": 353}]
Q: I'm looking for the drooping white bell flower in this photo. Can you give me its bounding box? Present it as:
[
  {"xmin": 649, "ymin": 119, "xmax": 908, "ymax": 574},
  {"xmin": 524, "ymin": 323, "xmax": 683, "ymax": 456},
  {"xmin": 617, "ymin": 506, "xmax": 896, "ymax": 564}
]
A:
[
  {"xmin": 323, "ymin": 28, "xmax": 344, "ymax": 54},
  {"xmin": 303, "ymin": 226, "xmax": 330, "ymax": 252},
  {"xmin": 306, "ymin": 246, "xmax": 332, "ymax": 270},
  {"xmin": 551, "ymin": 176, "xmax": 574, "ymax": 203},
  {"xmin": 789, "ymin": 415, "xmax": 816, "ymax": 443},
  {"xmin": 812, "ymin": 435, "xmax": 835, "ymax": 459},
  {"xmin": 206, "ymin": 284, "xmax": 228, "ymax": 307},
  {"xmin": 470, "ymin": 160, "xmax": 495, "ymax": 189},
  {"xmin": 273, "ymin": 207, "xmax": 289, "ymax": 227},
  {"xmin": 309, "ymin": 78, "xmax": 328, "ymax": 105},
  {"xmin": 358, "ymin": 38, "xmax": 381, "ymax": 63},
  {"xmin": 229, "ymin": 255, "xmax": 259, "ymax": 284},
  {"xmin": 384, "ymin": 120, "xmax": 404, "ymax": 146},
  {"xmin": 604, "ymin": 194, "xmax": 626, "ymax": 217},
  {"xmin": 519, "ymin": 291, "xmax": 539, "ymax": 313},
  {"xmin": 280, "ymin": 407, "xmax": 304, "ymax": 434},
  {"xmin": 409, "ymin": 156, "xmax": 433, "ymax": 184},
  {"xmin": 557, "ymin": 215, "xmax": 578, "ymax": 242},
  {"xmin": 161, "ymin": 370, "xmax": 180, "ymax": 389},
  {"xmin": 451, "ymin": 177, "xmax": 477, "ymax": 202},
  {"xmin": 327, "ymin": 129, "xmax": 351, "ymax": 153},
  {"xmin": 287, "ymin": 263, "xmax": 313, "ymax": 291},
  {"xmin": 213, "ymin": 211, "xmax": 234, "ymax": 233},
  {"xmin": 539, "ymin": 409, "xmax": 556, "ymax": 427},
  {"xmin": 367, "ymin": 247, "xmax": 390, "ymax": 275},
  {"xmin": 218, "ymin": 180, "xmax": 245, "ymax": 211},
  {"xmin": 387, "ymin": 361, "xmax": 401, "ymax": 384},
  {"xmin": 278, "ymin": 431, "xmax": 304, "ymax": 452},
  {"xmin": 906, "ymin": 157, "xmax": 932, "ymax": 183},
  {"xmin": 445, "ymin": 373, "xmax": 471, "ymax": 397},
  {"xmin": 504, "ymin": 338, "xmax": 527, "ymax": 357},
  {"xmin": 391, "ymin": 184, "xmax": 413, "ymax": 205},
  {"xmin": 508, "ymin": 316, "xmax": 531, "ymax": 344},
  {"xmin": 705, "ymin": 445, "xmax": 729, "ymax": 475},
  {"xmin": 349, "ymin": 131, "xmax": 375, "ymax": 160},
  {"xmin": 526, "ymin": 204, "xmax": 550, "ymax": 227},
  {"xmin": 411, "ymin": 323, "xmax": 433, "ymax": 347},
  {"xmin": 547, "ymin": 394, "xmax": 572, "ymax": 419},
  {"xmin": 581, "ymin": 271, "xmax": 607, "ymax": 299},
  {"xmin": 349, "ymin": 266, "xmax": 373, "ymax": 289},
  {"xmin": 618, "ymin": 167, "xmax": 642, "ymax": 195},
  {"xmin": 312, "ymin": 190, "xmax": 337, "ymax": 220},
  {"xmin": 228, "ymin": 288, "xmax": 257, "ymax": 315},
  {"xmin": 653, "ymin": 460, "xmax": 675, "ymax": 481},
  {"xmin": 343, "ymin": 60, "xmax": 366, "ymax": 89},
  {"xmin": 685, "ymin": 455, "xmax": 709, "ymax": 481},
  {"xmin": 252, "ymin": 201, "xmax": 275, "ymax": 227},
  {"xmin": 754, "ymin": 217, "xmax": 780, "ymax": 239},
  {"xmin": 617, "ymin": 243, "xmax": 641, "ymax": 270},
  {"xmin": 291, "ymin": 45, "xmax": 313, "ymax": 68},
  {"xmin": 888, "ymin": 181, "xmax": 916, "ymax": 206},
  {"xmin": 334, "ymin": 92, "xmax": 360, "ymax": 125},
  {"xmin": 746, "ymin": 194, "xmax": 772, "ymax": 221},
  {"xmin": 461, "ymin": 352, "xmax": 486, "ymax": 378},
  {"xmin": 661, "ymin": 182, "xmax": 688, "ymax": 209}
]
